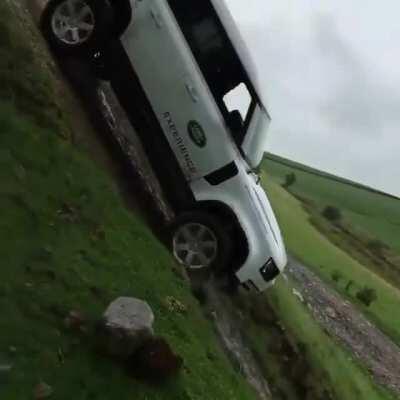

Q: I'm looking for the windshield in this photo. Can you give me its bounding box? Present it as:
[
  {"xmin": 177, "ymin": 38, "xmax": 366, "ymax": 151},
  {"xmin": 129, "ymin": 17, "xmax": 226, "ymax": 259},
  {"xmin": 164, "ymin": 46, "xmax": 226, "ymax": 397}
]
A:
[{"xmin": 167, "ymin": 0, "xmax": 258, "ymax": 144}]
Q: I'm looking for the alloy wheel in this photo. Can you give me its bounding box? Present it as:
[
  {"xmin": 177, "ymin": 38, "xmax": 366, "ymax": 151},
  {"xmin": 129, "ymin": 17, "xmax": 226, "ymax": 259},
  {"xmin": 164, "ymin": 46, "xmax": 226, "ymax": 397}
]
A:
[
  {"xmin": 173, "ymin": 223, "xmax": 218, "ymax": 270},
  {"xmin": 51, "ymin": 0, "xmax": 95, "ymax": 45}
]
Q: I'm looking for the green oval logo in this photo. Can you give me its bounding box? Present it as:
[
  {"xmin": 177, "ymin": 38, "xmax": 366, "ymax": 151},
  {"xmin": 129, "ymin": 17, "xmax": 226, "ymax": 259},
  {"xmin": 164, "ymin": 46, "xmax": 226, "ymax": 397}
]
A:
[{"xmin": 188, "ymin": 121, "xmax": 207, "ymax": 148}]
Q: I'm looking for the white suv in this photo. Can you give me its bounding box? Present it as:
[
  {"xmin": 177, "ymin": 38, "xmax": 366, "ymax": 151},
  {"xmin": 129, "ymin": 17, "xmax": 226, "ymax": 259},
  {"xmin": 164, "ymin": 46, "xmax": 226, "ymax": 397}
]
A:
[{"xmin": 41, "ymin": 0, "xmax": 287, "ymax": 291}]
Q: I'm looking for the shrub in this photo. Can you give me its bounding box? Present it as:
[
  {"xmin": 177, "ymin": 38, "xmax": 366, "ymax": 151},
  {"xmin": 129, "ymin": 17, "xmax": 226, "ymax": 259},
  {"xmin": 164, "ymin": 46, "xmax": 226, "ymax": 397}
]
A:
[
  {"xmin": 283, "ymin": 172, "xmax": 296, "ymax": 188},
  {"xmin": 356, "ymin": 287, "xmax": 377, "ymax": 307},
  {"xmin": 366, "ymin": 239, "xmax": 387, "ymax": 257},
  {"xmin": 322, "ymin": 206, "xmax": 342, "ymax": 222},
  {"xmin": 331, "ymin": 271, "xmax": 342, "ymax": 282},
  {"xmin": 345, "ymin": 280, "xmax": 354, "ymax": 293}
]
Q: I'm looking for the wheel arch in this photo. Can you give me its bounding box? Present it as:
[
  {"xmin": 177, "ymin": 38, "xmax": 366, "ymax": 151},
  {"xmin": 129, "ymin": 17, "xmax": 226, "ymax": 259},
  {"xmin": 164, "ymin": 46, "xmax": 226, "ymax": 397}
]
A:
[
  {"xmin": 109, "ymin": 0, "xmax": 133, "ymax": 37},
  {"xmin": 194, "ymin": 200, "xmax": 250, "ymax": 272}
]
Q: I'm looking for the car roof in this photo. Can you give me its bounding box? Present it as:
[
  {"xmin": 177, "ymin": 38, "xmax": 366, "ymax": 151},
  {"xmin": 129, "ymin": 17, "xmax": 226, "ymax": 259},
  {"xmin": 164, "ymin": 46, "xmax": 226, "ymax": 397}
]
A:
[{"xmin": 210, "ymin": 0, "xmax": 270, "ymax": 114}]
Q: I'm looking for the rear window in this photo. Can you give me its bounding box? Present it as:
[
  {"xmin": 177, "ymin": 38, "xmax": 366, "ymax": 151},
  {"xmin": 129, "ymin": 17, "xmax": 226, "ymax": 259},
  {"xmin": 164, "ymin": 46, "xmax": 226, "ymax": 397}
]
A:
[
  {"xmin": 191, "ymin": 18, "xmax": 224, "ymax": 55},
  {"xmin": 167, "ymin": 0, "xmax": 256, "ymax": 144}
]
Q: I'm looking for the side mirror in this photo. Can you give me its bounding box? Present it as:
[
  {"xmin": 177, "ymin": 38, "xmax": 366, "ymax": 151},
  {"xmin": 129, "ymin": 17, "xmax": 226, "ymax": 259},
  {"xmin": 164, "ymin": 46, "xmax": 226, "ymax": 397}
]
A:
[{"xmin": 247, "ymin": 169, "xmax": 261, "ymax": 184}]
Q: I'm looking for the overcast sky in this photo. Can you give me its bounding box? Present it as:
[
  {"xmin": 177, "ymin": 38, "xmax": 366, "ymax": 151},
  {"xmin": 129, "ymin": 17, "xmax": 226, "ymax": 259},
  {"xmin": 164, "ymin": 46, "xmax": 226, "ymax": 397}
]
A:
[{"xmin": 226, "ymin": 0, "xmax": 400, "ymax": 197}]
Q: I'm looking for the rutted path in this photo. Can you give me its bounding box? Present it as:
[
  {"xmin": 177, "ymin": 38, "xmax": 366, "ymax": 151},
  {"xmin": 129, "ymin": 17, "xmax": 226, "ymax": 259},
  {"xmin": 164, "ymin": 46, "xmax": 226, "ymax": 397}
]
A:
[
  {"xmin": 287, "ymin": 257, "xmax": 400, "ymax": 396},
  {"xmin": 205, "ymin": 281, "xmax": 272, "ymax": 400}
]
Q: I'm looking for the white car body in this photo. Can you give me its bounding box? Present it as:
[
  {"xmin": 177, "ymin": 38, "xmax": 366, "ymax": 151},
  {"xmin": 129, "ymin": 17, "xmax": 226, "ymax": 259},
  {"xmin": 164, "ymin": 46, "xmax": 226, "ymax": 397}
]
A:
[{"xmin": 112, "ymin": 0, "xmax": 288, "ymax": 291}]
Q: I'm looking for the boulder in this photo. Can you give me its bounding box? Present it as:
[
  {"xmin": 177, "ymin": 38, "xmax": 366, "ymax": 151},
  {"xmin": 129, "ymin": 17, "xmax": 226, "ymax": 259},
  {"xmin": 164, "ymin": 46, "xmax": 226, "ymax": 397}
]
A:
[{"xmin": 98, "ymin": 297, "xmax": 154, "ymax": 359}]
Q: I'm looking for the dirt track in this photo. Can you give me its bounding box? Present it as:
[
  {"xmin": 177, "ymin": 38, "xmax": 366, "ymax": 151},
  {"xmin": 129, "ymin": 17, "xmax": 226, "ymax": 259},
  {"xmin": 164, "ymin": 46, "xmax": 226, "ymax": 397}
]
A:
[{"xmin": 287, "ymin": 258, "xmax": 400, "ymax": 395}]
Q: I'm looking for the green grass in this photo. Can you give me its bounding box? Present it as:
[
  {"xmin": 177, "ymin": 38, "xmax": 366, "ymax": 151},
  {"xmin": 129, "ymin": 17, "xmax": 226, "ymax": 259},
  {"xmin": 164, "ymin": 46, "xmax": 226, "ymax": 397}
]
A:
[
  {"xmin": 0, "ymin": 3, "xmax": 256, "ymax": 399},
  {"xmin": 262, "ymin": 154, "xmax": 400, "ymax": 253},
  {"xmin": 0, "ymin": 3, "xmax": 69, "ymax": 135},
  {"xmin": 305, "ymin": 205, "xmax": 400, "ymax": 290},
  {"xmin": 262, "ymin": 176, "xmax": 400, "ymax": 346},
  {"xmin": 0, "ymin": 105, "xmax": 255, "ymax": 400}
]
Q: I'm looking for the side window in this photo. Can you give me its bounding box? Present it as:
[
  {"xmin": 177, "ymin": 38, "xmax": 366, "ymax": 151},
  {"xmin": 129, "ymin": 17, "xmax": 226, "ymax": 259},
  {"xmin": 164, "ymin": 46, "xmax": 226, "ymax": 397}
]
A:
[
  {"xmin": 188, "ymin": 16, "xmax": 241, "ymax": 98},
  {"xmin": 168, "ymin": 0, "xmax": 256, "ymax": 143},
  {"xmin": 191, "ymin": 18, "xmax": 224, "ymax": 56}
]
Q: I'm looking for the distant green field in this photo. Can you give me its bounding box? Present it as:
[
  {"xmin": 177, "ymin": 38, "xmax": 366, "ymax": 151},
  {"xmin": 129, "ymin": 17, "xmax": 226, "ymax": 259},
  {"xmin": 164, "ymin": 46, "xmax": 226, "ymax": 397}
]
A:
[
  {"xmin": 262, "ymin": 154, "xmax": 400, "ymax": 253},
  {"xmin": 261, "ymin": 176, "xmax": 400, "ymax": 346}
]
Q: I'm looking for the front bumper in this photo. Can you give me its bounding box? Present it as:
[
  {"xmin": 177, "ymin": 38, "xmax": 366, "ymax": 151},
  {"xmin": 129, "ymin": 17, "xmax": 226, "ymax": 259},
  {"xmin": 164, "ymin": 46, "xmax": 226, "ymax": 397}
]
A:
[{"xmin": 239, "ymin": 258, "xmax": 281, "ymax": 292}]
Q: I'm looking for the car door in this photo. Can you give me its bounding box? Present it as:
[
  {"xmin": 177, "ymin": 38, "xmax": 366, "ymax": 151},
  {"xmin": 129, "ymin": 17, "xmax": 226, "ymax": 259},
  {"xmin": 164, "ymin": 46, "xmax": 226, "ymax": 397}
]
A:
[{"xmin": 120, "ymin": 0, "xmax": 237, "ymax": 181}]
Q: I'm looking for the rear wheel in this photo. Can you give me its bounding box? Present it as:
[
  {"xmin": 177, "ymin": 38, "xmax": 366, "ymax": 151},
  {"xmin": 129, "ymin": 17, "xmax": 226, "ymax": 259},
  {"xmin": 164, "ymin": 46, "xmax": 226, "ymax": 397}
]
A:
[
  {"xmin": 41, "ymin": 0, "xmax": 113, "ymax": 56},
  {"xmin": 170, "ymin": 212, "xmax": 232, "ymax": 277}
]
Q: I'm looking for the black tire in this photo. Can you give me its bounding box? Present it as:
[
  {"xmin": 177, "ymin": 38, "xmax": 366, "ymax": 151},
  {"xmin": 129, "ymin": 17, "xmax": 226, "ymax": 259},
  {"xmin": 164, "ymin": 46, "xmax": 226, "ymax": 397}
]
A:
[
  {"xmin": 169, "ymin": 211, "xmax": 233, "ymax": 278},
  {"xmin": 40, "ymin": 0, "xmax": 114, "ymax": 56},
  {"xmin": 109, "ymin": 0, "xmax": 133, "ymax": 37}
]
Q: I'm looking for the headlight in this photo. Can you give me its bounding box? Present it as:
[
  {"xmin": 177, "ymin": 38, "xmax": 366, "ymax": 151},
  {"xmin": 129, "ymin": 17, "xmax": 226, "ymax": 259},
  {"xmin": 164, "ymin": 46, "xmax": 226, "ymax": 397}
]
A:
[{"xmin": 260, "ymin": 258, "xmax": 280, "ymax": 282}]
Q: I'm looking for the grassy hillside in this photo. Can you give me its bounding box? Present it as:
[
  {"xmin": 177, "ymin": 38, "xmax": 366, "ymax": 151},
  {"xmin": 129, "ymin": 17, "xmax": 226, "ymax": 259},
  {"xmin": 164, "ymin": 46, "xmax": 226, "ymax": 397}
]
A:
[
  {"xmin": 0, "ymin": 3, "xmax": 255, "ymax": 399},
  {"xmin": 261, "ymin": 176, "xmax": 400, "ymax": 346},
  {"xmin": 262, "ymin": 154, "xmax": 400, "ymax": 254}
]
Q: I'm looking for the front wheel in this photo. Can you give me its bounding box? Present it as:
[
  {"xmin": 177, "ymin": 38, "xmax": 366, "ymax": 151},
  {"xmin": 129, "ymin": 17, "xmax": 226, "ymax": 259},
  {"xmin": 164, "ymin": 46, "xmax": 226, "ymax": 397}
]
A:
[
  {"xmin": 170, "ymin": 212, "xmax": 233, "ymax": 275},
  {"xmin": 41, "ymin": 0, "xmax": 113, "ymax": 56}
]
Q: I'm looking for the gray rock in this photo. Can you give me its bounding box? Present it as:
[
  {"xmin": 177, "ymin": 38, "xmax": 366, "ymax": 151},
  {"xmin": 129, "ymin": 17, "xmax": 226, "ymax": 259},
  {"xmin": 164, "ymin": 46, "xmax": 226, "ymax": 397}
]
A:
[
  {"xmin": 326, "ymin": 306, "xmax": 337, "ymax": 319},
  {"xmin": 292, "ymin": 288, "xmax": 304, "ymax": 303},
  {"xmin": 99, "ymin": 297, "xmax": 154, "ymax": 358}
]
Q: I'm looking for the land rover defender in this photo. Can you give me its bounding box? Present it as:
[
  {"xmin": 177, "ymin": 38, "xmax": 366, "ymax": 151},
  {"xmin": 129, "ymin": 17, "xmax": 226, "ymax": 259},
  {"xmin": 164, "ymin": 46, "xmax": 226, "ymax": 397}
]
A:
[{"xmin": 41, "ymin": 0, "xmax": 288, "ymax": 291}]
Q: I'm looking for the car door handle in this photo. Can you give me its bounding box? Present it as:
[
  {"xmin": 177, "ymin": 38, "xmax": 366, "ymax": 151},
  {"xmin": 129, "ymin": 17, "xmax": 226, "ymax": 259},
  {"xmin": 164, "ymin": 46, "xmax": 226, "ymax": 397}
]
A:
[
  {"xmin": 185, "ymin": 83, "xmax": 199, "ymax": 103},
  {"xmin": 150, "ymin": 9, "xmax": 163, "ymax": 28}
]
